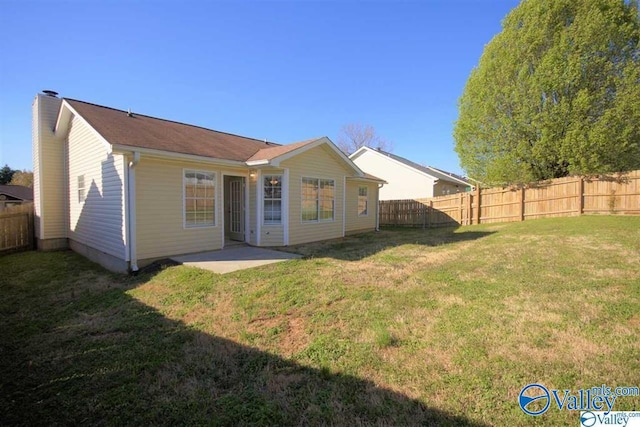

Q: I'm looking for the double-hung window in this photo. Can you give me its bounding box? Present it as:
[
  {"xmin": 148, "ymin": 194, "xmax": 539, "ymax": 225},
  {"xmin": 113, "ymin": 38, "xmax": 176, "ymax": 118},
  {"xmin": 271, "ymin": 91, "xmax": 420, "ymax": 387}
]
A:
[
  {"xmin": 184, "ymin": 170, "xmax": 216, "ymax": 227},
  {"xmin": 77, "ymin": 175, "xmax": 86, "ymax": 203},
  {"xmin": 358, "ymin": 186, "xmax": 368, "ymax": 216},
  {"xmin": 263, "ymin": 175, "xmax": 282, "ymax": 224},
  {"xmin": 302, "ymin": 178, "xmax": 334, "ymax": 222}
]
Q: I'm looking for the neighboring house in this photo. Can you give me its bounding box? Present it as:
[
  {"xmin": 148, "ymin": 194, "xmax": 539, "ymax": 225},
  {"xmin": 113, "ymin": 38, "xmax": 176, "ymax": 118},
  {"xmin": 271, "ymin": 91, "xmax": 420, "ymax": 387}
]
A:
[
  {"xmin": 349, "ymin": 146, "xmax": 472, "ymax": 201},
  {"xmin": 33, "ymin": 92, "xmax": 384, "ymax": 272},
  {"xmin": 0, "ymin": 185, "xmax": 33, "ymax": 210}
]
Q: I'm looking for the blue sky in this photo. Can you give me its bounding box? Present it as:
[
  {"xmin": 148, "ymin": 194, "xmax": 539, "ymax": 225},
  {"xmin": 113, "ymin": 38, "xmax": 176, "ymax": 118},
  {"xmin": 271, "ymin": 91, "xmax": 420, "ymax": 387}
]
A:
[{"xmin": 0, "ymin": 0, "xmax": 520, "ymax": 174}]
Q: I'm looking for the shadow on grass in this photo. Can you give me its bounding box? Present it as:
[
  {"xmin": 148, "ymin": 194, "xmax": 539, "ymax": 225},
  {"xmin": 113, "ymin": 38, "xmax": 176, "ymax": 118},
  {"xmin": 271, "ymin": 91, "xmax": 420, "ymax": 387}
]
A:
[
  {"xmin": 0, "ymin": 251, "xmax": 487, "ymax": 426},
  {"xmin": 286, "ymin": 226, "xmax": 495, "ymax": 261}
]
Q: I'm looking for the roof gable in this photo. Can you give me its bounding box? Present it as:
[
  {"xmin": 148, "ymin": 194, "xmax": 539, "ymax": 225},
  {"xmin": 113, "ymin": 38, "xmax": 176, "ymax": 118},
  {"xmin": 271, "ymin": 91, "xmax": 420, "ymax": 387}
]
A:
[
  {"xmin": 249, "ymin": 136, "xmax": 365, "ymax": 176},
  {"xmin": 350, "ymin": 146, "xmax": 470, "ymax": 186}
]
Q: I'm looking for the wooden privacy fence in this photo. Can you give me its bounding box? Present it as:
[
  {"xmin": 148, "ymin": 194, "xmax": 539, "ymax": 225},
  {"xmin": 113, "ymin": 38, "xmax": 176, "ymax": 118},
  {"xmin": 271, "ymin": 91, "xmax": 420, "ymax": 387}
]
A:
[
  {"xmin": 379, "ymin": 170, "xmax": 640, "ymax": 227},
  {"xmin": 0, "ymin": 203, "xmax": 34, "ymax": 253}
]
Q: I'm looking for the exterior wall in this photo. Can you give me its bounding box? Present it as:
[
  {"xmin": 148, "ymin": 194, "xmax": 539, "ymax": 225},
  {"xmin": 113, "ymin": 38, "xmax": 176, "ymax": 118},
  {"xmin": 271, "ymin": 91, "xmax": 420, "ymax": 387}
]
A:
[
  {"xmin": 66, "ymin": 115, "xmax": 126, "ymax": 260},
  {"xmin": 345, "ymin": 180, "xmax": 378, "ymax": 233},
  {"xmin": 70, "ymin": 239, "xmax": 129, "ymax": 273},
  {"xmin": 434, "ymin": 180, "xmax": 470, "ymax": 196},
  {"xmin": 248, "ymin": 171, "xmax": 258, "ymax": 245},
  {"xmin": 351, "ymin": 149, "xmax": 435, "ymax": 200},
  {"xmin": 135, "ymin": 157, "xmax": 247, "ymax": 260},
  {"xmin": 282, "ymin": 144, "xmax": 352, "ymax": 245},
  {"xmin": 256, "ymin": 168, "xmax": 284, "ymax": 247},
  {"xmin": 32, "ymin": 94, "xmax": 65, "ymax": 241}
]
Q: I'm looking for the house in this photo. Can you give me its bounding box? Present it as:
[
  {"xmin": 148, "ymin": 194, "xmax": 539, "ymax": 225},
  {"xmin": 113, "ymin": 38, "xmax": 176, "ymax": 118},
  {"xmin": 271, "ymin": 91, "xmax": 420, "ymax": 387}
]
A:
[
  {"xmin": 349, "ymin": 146, "xmax": 471, "ymax": 201},
  {"xmin": 32, "ymin": 91, "xmax": 384, "ymax": 272},
  {"xmin": 0, "ymin": 185, "xmax": 33, "ymax": 210}
]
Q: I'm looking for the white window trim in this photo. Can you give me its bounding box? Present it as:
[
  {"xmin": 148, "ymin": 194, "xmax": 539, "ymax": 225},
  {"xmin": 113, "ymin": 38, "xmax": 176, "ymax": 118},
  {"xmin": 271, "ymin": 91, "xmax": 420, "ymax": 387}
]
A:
[
  {"xmin": 262, "ymin": 174, "xmax": 283, "ymax": 226},
  {"xmin": 77, "ymin": 174, "xmax": 86, "ymax": 204},
  {"xmin": 358, "ymin": 185, "xmax": 369, "ymax": 217},
  {"xmin": 182, "ymin": 168, "xmax": 217, "ymax": 229},
  {"xmin": 300, "ymin": 176, "xmax": 335, "ymax": 223}
]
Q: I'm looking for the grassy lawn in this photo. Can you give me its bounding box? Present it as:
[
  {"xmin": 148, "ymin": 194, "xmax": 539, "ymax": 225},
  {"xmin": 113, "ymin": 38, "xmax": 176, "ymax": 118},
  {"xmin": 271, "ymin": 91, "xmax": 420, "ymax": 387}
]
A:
[{"xmin": 1, "ymin": 216, "xmax": 639, "ymax": 425}]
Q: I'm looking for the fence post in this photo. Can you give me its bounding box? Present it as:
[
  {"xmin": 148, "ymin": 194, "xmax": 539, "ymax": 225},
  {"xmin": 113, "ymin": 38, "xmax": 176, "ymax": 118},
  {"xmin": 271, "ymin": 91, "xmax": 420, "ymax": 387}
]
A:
[
  {"xmin": 578, "ymin": 177, "xmax": 584, "ymax": 215},
  {"xmin": 427, "ymin": 200, "xmax": 432, "ymax": 228},
  {"xmin": 475, "ymin": 187, "xmax": 481, "ymax": 224},
  {"xmin": 520, "ymin": 187, "xmax": 525, "ymax": 222}
]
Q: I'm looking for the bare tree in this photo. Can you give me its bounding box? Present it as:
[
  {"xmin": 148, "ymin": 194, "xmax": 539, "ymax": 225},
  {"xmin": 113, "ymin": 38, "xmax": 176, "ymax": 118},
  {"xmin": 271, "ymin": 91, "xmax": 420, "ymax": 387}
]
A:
[
  {"xmin": 336, "ymin": 123, "xmax": 392, "ymax": 155},
  {"xmin": 9, "ymin": 170, "xmax": 34, "ymax": 188}
]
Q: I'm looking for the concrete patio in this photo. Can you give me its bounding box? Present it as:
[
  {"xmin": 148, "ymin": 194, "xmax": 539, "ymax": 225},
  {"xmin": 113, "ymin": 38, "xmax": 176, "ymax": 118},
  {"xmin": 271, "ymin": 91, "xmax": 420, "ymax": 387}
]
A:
[{"xmin": 171, "ymin": 245, "xmax": 302, "ymax": 274}]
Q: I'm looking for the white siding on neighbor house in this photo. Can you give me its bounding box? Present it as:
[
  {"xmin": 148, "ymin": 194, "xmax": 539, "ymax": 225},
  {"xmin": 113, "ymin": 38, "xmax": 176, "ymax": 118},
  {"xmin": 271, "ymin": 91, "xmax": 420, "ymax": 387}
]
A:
[
  {"xmin": 345, "ymin": 180, "xmax": 378, "ymax": 234},
  {"xmin": 351, "ymin": 149, "xmax": 435, "ymax": 200},
  {"xmin": 282, "ymin": 144, "xmax": 352, "ymax": 246},
  {"xmin": 66, "ymin": 115, "xmax": 126, "ymax": 260},
  {"xmin": 135, "ymin": 158, "xmax": 248, "ymax": 260},
  {"xmin": 33, "ymin": 94, "xmax": 65, "ymax": 239}
]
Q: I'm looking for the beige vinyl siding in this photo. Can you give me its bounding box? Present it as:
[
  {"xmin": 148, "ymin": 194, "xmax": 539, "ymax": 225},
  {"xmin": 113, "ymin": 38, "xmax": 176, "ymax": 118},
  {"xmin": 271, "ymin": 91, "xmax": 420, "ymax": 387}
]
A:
[
  {"xmin": 33, "ymin": 95, "xmax": 65, "ymax": 238},
  {"xmin": 260, "ymin": 225, "xmax": 284, "ymax": 246},
  {"xmin": 32, "ymin": 97, "xmax": 42, "ymax": 237},
  {"xmin": 66, "ymin": 115, "xmax": 126, "ymax": 259},
  {"xmin": 282, "ymin": 145, "xmax": 351, "ymax": 245},
  {"xmin": 136, "ymin": 158, "xmax": 248, "ymax": 260},
  {"xmin": 345, "ymin": 180, "xmax": 378, "ymax": 233}
]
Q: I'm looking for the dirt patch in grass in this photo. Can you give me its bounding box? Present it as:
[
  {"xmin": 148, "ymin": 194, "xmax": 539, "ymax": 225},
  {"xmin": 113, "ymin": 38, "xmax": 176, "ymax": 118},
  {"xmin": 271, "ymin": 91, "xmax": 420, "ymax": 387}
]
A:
[{"xmin": 501, "ymin": 294, "xmax": 565, "ymax": 325}]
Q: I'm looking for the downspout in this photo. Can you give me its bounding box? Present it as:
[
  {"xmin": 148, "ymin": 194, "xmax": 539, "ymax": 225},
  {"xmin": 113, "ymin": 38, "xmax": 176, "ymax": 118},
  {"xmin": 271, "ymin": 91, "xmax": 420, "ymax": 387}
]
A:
[
  {"xmin": 127, "ymin": 152, "xmax": 140, "ymax": 272},
  {"xmin": 376, "ymin": 183, "xmax": 384, "ymax": 232}
]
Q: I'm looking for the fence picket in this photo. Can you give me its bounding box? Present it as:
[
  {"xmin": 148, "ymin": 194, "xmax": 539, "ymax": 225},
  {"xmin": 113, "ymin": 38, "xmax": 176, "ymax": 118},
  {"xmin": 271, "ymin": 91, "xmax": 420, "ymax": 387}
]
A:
[{"xmin": 379, "ymin": 171, "xmax": 640, "ymax": 227}]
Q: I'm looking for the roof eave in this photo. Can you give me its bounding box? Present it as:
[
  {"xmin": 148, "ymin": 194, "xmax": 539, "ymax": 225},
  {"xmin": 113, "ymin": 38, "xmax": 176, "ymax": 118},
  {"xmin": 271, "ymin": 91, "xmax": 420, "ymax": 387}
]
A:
[
  {"xmin": 111, "ymin": 144, "xmax": 247, "ymax": 166},
  {"xmin": 346, "ymin": 176, "xmax": 388, "ymax": 184},
  {"xmin": 245, "ymin": 160, "xmax": 270, "ymax": 166}
]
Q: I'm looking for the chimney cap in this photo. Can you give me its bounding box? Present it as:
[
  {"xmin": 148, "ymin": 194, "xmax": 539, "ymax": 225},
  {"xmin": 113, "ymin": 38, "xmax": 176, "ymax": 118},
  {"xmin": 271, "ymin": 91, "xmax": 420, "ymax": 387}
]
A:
[{"xmin": 42, "ymin": 90, "xmax": 58, "ymax": 97}]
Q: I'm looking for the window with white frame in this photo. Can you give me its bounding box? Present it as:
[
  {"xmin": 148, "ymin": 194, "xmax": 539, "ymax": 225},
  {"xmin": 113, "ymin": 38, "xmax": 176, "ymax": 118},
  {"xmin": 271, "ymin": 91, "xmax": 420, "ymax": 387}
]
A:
[
  {"xmin": 302, "ymin": 178, "xmax": 334, "ymax": 222},
  {"xmin": 263, "ymin": 175, "xmax": 282, "ymax": 224},
  {"xmin": 184, "ymin": 170, "xmax": 216, "ymax": 227},
  {"xmin": 358, "ymin": 186, "xmax": 368, "ymax": 216},
  {"xmin": 77, "ymin": 175, "xmax": 86, "ymax": 203}
]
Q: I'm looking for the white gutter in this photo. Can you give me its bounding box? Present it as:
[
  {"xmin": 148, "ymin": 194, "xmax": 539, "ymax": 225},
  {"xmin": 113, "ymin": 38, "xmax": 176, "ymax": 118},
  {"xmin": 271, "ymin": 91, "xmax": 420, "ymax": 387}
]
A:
[
  {"xmin": 246, "ymin": 159, "xmax": 269, "ymax": 166},
  {"xmin": 111, "ymin": 144, "xmax": 246, "ymax": 167},
  {"xmin": 127, "ymin": 152, "xmax": 140, "ymax": 272}
]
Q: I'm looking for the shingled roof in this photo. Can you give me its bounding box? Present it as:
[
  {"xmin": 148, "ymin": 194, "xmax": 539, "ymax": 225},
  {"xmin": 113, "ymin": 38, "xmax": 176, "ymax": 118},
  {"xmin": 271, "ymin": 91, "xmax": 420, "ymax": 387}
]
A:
[
  {"xmin": 368, "ymin": 148, "xmax": 470, "ymax": 186},
  {"xmin": 0, "ymin": 185, "xmax": 33, "ymax": 200},
  {"xmin": 247, "ymin": 138, "xmax": 320, "ymax": 162},
  {"xmin": 65, "ymin": 99, "xmax": 283, "ymax": 162}
]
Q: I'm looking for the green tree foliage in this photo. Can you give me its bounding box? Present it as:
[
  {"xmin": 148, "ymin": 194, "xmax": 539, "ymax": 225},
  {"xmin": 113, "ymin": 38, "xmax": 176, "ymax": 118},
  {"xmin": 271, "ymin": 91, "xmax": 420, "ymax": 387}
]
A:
[
  {"xmin": 454, "ymin": 0, "xmax": 640, "ymax": 185},
  {"xmin": 0, "ymin": 164, "xmax": 16, "ymax": 185}
]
